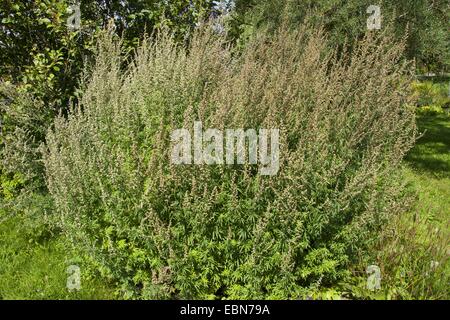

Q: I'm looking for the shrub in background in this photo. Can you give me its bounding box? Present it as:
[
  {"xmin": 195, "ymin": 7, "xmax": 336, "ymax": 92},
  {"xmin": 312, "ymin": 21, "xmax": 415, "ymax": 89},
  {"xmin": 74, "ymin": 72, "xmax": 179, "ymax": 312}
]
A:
[
  {"xmin": 43, "ymin": 23, "xmax": 417, "ymax": 299},
  {"xmin": 412, "ymin": 81, "xmax": 449, "ymax": 107}
]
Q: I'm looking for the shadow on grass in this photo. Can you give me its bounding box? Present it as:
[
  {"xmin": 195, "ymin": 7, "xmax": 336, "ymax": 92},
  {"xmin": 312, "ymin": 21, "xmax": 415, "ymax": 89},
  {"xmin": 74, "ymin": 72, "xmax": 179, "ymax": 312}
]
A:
[{"xmin": 406, "ymin": 114, "xmax": 450, "ymax": 178}]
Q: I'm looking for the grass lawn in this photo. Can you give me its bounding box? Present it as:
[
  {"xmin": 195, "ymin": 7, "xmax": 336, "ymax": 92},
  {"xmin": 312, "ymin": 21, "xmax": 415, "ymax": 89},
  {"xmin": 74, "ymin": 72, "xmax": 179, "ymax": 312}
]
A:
[
  {"xmin": 362, "ymin": 112, "xmax": 450, "ymax": 299},
  {"xmin": 0, "ymin": 216, "xmax": 115, "ymax": 299},
  {"xmin": 405, "ymin": 113, "xmax": 450, "ymax": 225},
  {"xmin": 400, "ymin": 113, "xmax": 449, "ymax": 298}
]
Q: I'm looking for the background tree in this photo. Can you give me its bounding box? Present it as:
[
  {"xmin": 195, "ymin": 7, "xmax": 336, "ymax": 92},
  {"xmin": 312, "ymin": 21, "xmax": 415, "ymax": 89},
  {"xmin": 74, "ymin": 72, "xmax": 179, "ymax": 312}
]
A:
[{"xmin": 229, "ymin": 0, "xmax": 449, "ymax": 73}]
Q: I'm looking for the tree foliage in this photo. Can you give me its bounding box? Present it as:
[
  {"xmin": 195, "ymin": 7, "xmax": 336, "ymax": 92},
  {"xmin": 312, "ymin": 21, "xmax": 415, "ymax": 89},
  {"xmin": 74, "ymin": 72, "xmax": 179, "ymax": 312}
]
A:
[
  {"xmin": 230, "ymin": 0, "xmax": 450, "ymax": 72},
  {"xmin": 43, "ymin": 24, "xmax": 417, "ymax": 298}
]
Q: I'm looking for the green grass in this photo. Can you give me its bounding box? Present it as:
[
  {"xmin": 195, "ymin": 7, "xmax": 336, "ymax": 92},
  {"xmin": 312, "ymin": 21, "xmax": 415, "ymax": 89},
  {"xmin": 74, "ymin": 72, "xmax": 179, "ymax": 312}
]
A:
[
  {"xmin": 345, "ymin": 112, "xmax": 450, "ymax": 300},
  {"xmin": 405, "ymin": 112, "xmax": 450, "ymax": 230},
  {"xmin": 0, "ymin": 216, "xmax": 115, "ymax": 299},
  {"xmin": 407, "ymin": 113, "xmax": 450, "ymax": 178},
  {"xmin": 398, "ymin": 113, "xmax": 450, "ymax": 298}
]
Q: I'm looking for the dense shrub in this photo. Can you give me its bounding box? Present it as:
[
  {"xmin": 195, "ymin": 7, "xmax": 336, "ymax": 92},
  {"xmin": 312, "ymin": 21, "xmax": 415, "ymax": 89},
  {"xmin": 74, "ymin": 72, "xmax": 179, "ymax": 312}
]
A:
[{"xmin": 43, "ymin": 23, "xmax": 417, "ymax": 299}]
